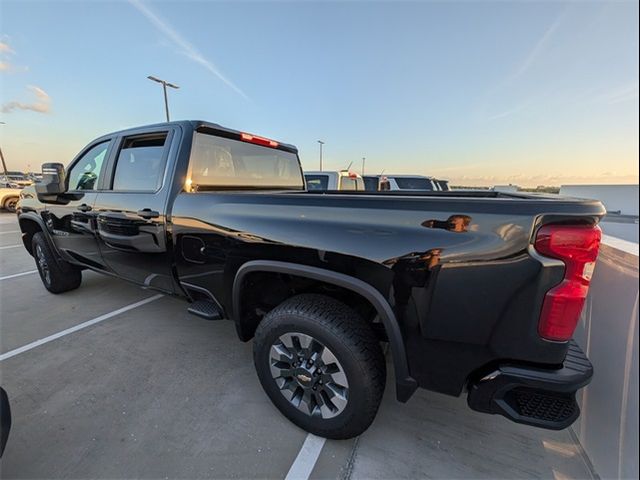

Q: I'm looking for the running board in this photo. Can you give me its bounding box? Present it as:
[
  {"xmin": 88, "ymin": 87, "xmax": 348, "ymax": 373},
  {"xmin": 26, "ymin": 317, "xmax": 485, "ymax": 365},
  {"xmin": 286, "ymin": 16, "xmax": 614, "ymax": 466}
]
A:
[{"xmin": 187, "ymin": 300, "xmax": 223, "ymax": 320}]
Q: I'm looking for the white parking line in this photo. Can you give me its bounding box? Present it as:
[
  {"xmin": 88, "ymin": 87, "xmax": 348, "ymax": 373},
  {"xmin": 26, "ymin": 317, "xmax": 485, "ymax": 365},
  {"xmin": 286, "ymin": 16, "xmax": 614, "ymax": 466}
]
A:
[
  {"xmin": 0, "ymin": 294, "xmax": 164, "ymax": 361},
  {"xmin": 0, "ymin": 270, "xmax": 37, "ymax": 281},
  {"xmin": 284, "ymin": 433, "xmax": 327, "ymax": 480},
  {"xmin": 0, "ymin": 230, "xmax": 20, "ymax": 234},
  {"xmin": 0, "ymin": 244, "xmax": 21, "ymax": 250}
]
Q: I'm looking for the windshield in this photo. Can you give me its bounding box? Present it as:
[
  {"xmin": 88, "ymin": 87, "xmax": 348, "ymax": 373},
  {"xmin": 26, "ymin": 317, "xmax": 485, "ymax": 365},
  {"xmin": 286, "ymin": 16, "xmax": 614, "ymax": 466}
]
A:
[
  {"xmin": 392, "ymin": 177, "xmax": 434, "ymax": 190},
  {"xmin": 187, "ymin": 132, "xmax": 304, "ymax": 191}
]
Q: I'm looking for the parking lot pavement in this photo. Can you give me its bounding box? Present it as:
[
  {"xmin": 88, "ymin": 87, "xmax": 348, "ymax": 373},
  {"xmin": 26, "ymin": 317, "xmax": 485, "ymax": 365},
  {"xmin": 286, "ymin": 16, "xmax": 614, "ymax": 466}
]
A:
[
  {"xmin": 1, "ymin": 293, "xmax": 355, "ymax": 478},
  {"xmin": 0, "ymin": 270, "xmax": 158, "ymax": 354},
  {"xmin": 348, "ymin": 374, "xmax": 596, "ymax": 479},
  {"xmin": 0, "ymin": 212, "xmax": 595, "ymax": 479},
  {"xmin": 0, "ymin": 230, "xmax": 23, "ymax": 249},
  {"xmin": 0, "ymin": 221, "xmax": 32, "ymax": 276}
]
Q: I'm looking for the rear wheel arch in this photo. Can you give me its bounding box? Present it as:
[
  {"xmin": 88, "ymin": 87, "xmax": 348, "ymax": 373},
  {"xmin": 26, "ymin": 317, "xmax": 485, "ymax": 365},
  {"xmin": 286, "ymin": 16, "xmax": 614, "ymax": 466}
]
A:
[{"xmin": 232, "ymin": 260, "xmax": 418, "ymax": 402}]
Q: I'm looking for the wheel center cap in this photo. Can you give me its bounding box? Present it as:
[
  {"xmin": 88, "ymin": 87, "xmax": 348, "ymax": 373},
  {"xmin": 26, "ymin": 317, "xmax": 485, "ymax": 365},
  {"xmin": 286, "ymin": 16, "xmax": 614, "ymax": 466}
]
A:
[{"xmin": 294, "ymin": 368, "xmax": 313, "ymax": 387}]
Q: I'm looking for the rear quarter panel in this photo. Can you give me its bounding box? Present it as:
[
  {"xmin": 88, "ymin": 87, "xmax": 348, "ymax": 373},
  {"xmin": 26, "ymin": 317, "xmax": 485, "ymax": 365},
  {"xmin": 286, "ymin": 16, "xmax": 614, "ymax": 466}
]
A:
[{"xmin": 170, "ymin": 191, "xmax": 604, "ymax": 395}]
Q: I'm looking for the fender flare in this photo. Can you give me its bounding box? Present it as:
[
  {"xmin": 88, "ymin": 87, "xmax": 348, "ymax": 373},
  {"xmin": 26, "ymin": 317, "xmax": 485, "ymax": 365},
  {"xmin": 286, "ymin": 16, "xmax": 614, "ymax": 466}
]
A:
[
  {"xmin": 18, "ymin": 213, "xmax": 61, "ymax": 259},
  {"xmin": 232, "ymin": 260, "xmax": 418, "ymax": 402}
]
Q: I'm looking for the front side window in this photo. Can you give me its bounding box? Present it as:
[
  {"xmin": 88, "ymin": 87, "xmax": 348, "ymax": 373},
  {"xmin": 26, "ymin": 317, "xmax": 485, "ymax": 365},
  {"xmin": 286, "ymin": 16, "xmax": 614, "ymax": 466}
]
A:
[
  {"xmin": 67, "ymin": 141, "xmax": 109, "ymax": 191},
  {"xmin": 112, "ymin": 133, "xmax": 168, "ymax": 191},
  {"xmin": 187, "ymin": 132, "xmax": 303, "ymax": 191}
]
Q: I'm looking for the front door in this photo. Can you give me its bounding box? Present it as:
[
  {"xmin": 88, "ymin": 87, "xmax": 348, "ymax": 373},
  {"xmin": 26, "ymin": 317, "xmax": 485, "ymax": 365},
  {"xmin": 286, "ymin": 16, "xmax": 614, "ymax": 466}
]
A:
[
  {"xmin": 44, "ymin": 139, "xmax": 113, "ymax": 269},
  {"xmin": 93, "ymin": 128, "xmax": 177, "ymax": 293}
]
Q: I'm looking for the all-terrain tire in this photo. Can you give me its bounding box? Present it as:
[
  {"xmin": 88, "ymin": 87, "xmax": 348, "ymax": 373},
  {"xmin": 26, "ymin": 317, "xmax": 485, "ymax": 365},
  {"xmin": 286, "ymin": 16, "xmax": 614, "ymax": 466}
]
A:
[
  {"xmin": 253, "ymin": 293, "xmax": 385, "ymax": 439},
  {"xmin": 32, "ymin": 232, "xmax": 82, "ymax": 293}
]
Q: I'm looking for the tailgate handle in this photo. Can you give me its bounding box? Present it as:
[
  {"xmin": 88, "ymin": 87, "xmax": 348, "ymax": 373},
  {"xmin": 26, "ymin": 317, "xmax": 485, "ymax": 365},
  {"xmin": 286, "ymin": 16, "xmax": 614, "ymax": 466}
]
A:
[
  {"xmin": 77, "ymin": 203, "xmax": 92, "ymax": 212},
  {"xmin": 137, "ymin": 208, "xmax": 160, "ymax": 219}
]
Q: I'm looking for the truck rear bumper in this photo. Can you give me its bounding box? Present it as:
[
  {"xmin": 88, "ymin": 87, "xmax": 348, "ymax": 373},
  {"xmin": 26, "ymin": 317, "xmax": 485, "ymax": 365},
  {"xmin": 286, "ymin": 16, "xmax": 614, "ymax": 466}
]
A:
[{"xmin": 466, "ymin": 341, "xmax": 592, "ymax": 430}]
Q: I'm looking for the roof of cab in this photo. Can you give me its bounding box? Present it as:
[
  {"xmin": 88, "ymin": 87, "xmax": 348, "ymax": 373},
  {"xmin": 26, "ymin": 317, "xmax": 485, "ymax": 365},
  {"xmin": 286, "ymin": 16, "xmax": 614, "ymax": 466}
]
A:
[{"xmin": 95, "ymin": 120, "xmax": 298, "ymax": 153}]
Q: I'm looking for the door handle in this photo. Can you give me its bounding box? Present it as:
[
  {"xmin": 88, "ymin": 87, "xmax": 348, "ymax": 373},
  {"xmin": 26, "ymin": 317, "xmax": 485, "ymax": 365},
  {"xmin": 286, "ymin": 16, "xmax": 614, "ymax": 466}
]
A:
[
  {"xmin": 77, "ymin": 204, "xmax": 92, "ymax": 212},
  {"xmin": 137, "ymin": 208, "xmax": 160, "ymax": 219}
]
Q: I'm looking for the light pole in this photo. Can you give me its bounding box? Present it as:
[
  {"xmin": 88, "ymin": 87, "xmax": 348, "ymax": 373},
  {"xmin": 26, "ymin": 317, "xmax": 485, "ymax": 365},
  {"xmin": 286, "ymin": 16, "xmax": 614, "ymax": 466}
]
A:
[
  {"xmin": 362, "ymin": 157, "xmax": 366, "ymax": 175},
  {"xmin": 0, "ymin": 122, "xmax": 7, "ymax": 178},
  {"xmin": 147, "ymin": 75, "xmax": 180, "ymax": 122},
  {"xmin": 317, "ymin": 140, "xmax": 325, "ymax": 171}
]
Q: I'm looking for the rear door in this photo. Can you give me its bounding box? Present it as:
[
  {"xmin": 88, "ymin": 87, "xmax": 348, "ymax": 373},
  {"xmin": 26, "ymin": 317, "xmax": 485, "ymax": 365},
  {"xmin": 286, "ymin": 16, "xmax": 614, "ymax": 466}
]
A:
[{"xmin": 93, "ymin": 126, "xmax": 179, "ymax": 293}]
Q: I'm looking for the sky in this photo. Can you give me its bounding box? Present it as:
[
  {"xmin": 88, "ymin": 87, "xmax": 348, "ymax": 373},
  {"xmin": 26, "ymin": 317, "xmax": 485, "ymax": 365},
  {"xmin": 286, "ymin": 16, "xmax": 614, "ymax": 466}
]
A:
[{"xmin": 1, "ymin": 0, "xmax": 638, "ymax": 187}]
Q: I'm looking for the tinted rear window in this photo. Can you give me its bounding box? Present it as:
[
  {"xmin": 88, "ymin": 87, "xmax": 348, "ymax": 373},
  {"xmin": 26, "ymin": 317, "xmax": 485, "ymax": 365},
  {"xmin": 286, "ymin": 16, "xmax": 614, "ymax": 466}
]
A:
[
  {"xmin": 305, "ymin": 174, "xmax": 329, "ymax": 190},
  {"xmin": 363, "ymin": 176, "xmax": 379, "ymax": 191},
  {"xmin": 188, "ymin": 133, "xmax": 303, "ymax": 190},
  {"xmin": 393, "ymin": 177, "xmax": 434, "ymax": 190}
]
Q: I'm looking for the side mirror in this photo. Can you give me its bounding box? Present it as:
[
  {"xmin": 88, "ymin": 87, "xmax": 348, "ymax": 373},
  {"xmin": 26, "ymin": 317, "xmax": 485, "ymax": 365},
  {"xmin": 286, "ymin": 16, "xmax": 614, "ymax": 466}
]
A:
[{"xmin": 35, "ymin": 163, "xmax": 67, "ymax": 199}]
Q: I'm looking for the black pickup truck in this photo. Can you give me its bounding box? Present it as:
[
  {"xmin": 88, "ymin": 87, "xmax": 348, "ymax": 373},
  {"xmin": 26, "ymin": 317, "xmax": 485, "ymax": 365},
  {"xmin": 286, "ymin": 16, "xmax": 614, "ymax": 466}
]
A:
[{"xmin": 17, "ymin": 121, "xmax": 604, "ymax": 439}]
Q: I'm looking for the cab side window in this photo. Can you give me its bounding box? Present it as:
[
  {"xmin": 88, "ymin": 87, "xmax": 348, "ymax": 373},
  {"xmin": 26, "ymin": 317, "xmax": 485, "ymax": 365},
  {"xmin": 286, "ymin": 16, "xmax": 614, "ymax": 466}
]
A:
[
  {"xmin": 112, "ymin": 133, "xmax": 168, "ymax": 192},
  {"xmin": 67, "ymin": 141, "xmax": 109, "ymax": 191}
]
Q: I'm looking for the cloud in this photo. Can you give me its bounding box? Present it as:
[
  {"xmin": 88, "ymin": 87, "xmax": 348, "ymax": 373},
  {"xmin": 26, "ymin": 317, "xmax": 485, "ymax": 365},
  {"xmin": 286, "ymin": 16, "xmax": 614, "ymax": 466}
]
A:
[
  {"xmin": 128, "ymin": 0, "xmax": 249, "ymax": 100},
  {"xmin": 597, "ymin": 82, "xmax": 639, "ymax": 104},
  {"xmin": 1, "ymin": 85, "xmax": 51, "ymax": 114},
  {"xmin": 0, "ymin": 40, "xmax": 28, "ymax": 73},
  {"xmin": 448, "ymin": 172, "xmax": 639, "ymax": 188},
  {"xmin": 486, "ymin": 99, "xmax": 536, "ymax": 121},
  {"xmin": 0, "ymin": 42, "xmax": 14, "ymax": 54},
  {"xmin": 507, "ymin": 12, "xmax": 565, "ymax": 83},
  {"xmin": 0, "ymin": 61, "xmax": 28, "ymax": 73}
]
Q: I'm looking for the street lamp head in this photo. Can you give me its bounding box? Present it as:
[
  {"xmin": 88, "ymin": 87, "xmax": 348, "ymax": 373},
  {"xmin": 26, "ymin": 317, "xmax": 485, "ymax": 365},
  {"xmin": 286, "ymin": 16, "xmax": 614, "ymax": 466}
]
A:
[{"xmin": 147, "ymin": 75, "xmax": 179, "ymax": 89}]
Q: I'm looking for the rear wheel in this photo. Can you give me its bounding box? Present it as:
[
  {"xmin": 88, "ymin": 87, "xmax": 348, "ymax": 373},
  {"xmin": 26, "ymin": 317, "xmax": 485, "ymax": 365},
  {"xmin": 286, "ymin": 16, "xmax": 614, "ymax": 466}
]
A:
[
  {"xmin": 32, "ymin": 232, "xmax": 82, "ymax": 293},
  {"xmin": 3, "ymin": 197, "xmax": 18, "ymax": 213},
  {"xmin": 253, "ymin": 294, "xmax": 385, "ymax": 439}
]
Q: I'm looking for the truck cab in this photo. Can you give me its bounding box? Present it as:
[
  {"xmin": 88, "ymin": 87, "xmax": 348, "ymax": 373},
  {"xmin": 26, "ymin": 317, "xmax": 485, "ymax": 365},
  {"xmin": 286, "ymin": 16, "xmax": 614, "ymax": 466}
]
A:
[
  {"xmin": 304, "ymin": 170, "xmax": 365, "ymax": 191},
  {"xmin": 363, "ymin": 174, "xmax": 450, "ymax": 192}
]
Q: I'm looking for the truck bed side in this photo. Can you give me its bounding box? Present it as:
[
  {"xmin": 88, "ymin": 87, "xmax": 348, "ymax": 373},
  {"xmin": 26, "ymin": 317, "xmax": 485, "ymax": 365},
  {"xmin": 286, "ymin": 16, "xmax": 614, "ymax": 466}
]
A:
[{"xmin": 170, "ymin": 191, "xmax": 604, "ymax": 396}]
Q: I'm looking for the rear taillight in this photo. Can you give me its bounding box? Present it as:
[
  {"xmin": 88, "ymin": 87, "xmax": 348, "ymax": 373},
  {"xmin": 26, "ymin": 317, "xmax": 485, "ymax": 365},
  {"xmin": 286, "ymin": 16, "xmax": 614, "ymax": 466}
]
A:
[{"xmin": 534, "ymin": 224, "xmax": 602, "ymax": 341}]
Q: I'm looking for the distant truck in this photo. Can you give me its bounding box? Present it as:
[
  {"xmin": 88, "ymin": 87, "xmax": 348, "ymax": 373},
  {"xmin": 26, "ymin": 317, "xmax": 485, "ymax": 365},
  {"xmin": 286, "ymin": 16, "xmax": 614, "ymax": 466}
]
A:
[
  {"xmin": 18, "ymin": 120, "xmax": 604, "ymax": 439},
  {"xmin": 363, "ymin": 174, "xmax": 450, "ymax": 192},
  {"xmin": 304, "ymin": 170, "xmax": 365, "ymax": 191}
]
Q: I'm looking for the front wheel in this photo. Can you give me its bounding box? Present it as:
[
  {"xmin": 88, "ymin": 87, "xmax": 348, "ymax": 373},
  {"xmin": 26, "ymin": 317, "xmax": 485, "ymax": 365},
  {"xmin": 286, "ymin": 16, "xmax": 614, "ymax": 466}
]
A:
[
  {"xmin": 32, "ymin": 232, "xmax": 82, "ymax": 293},
  {"xmin": 253, "ymin": 294, "xmax": 385, "ymax": 439},
  {"xmin": 3, "ymin": 197, "xmax": 18, "ymax": 213}
]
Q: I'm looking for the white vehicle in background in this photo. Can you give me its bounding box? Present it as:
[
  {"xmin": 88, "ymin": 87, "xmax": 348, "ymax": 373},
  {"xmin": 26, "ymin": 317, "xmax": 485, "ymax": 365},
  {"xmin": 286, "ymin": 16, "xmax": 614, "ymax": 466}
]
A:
[
  {"xmin": 363, "ymin": 174, "xmax": 450, "ymax": 192},
  {"xmin": 304, "ymin": 170, "xmax": 365, "ymax": 191},
  {"xmin": 0, "ymin": 172, "xmax": 33, "ymax": 188}
]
